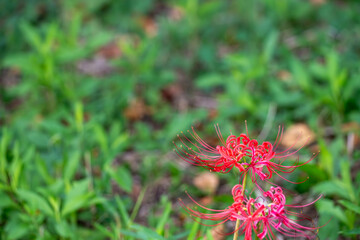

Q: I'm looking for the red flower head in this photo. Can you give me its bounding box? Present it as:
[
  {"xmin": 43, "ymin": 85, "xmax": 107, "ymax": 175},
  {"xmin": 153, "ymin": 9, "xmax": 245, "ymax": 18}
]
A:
[
  {"xmin": 242, "ymin": 127, "xmax": 318, "ymax": 187},
  {"xmin": 174, "ymin": 125, "xmax": 317, "ymax": 185},
  {"xmin": 181, "ymin": 185, "xmax": 321, "ymax": 239},
  {"xmin": 259, "ymin": 186, "xmax": 322, "ymax": 239},
  {"xmin": 180, "ymin": 185, "xmax": 265, "ymax": 239}
]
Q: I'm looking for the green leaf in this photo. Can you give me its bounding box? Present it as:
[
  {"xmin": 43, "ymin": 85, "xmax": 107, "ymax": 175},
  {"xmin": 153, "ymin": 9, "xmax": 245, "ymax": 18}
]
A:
[
  {"xmin": 62, "ymin": 179, "xmax": 92, "ymax": 216},
  {"xmin": 120, "ymin": 229, "xmax": 147, "ymax": 239},
  {"xmin": 168, "ymin": 232, "xmax": 190, "ymax": 240},
  {"xmin": 94, "ymin": 223, "xmax": 114, "ymax": 238},
  {"xmin": 10, "ymin": 142, "xmax": 22, "ymax": 189},
  {"xmin": 115, "ymin": 196, "xmax": 130, "ymax": 227},
  {"xmin": 66, "ymin": 179, "xmax": 91, "ymax": 198},
  {"xmin": 263, "ymin": 31, "xmax": 279, "ymax": 62},
  {"xmin": 87, "ymin": 196, "xmax": 106, "ymax": 206},
  {"xmin": 326, "ymin": 51, "xmax": 339, "ymax": 83},
  {"xmin": 156, "ymin": 201, "xmax": 172, "ymax": 235},
  {"xmin": 318, "ymin": 139, "xmax": 334, "ymax": 178},
  {"xmin": 22, "ymin": 146, "xmax": 35, "ymax": 164},
  {"xmin": 64, "ymin": 151, "xmax": 81, "ymax": 182},
  {"xmin": 86, "ymin": 30, "xmax": 113, "ymax": 50},
  {"xmin": 316, "ymin": 198, "xmax": 348, "ymax": 225},
  {"xmin": 0, "ymin": 128, "xmax": 9, "ymax": 179},
  {"xmin": 76, "ymin": 226, "xmax": 107, "ymax": 240},
  {"xmin": 0, "ymin": 192, "xmax": 15, "ymax": 208},
  {"xmin": 62, "ymin": 194, "xmax": 93, "ymax": 216},
  {"xmin": 55, "ymin": 220, "xmax": 72, "ymax": 238},
  {"xmin": 291, "ymin": 58, "xmax": 310, "ymax": 91},
  {"xmin": 130, "ymin": 187, "xmax": 147, "ymax": 221},
  {"xmin": 74, "ymin": 101, "xmax": 84, "ymax": 132},
  {"xmin": 195, "ymin": 73, "xmax": 224, "ymax": 90},
  {"xmin": 340, "ymin": 160, "xmax": 356, "ymax": 202},
  {"xmin": 20, "ymin": 23, "xmax": 42, "ymax": 53},
  {"xmin": 298, "ymin": 164, "xmax": 327, "ymax": 182},
  {"xmin": 341, "ymin": 228, "xmax": 360, "ymax": 236},
  {"xmin": 111, "ymin": 133, "xmax": 128, "ymax": 151},
  {"xmin": 57, "ymin": 47, "xmax": 89, "ymax": 63},
  {"xmin": 94, "ymin": 222, "xmax": 113, "ymax": 238},
  {"xmin": 35, "ymin": 155, "xmax": 54, "ymax": 184},
  {"xmin": 94, "ymin": 125, "xmax": 108, "ymax": 156},
  {"xmin": 313, "ymin": 180, "xmax": 350, "ymax": 200},
  {"xmin": 326, "ymin": 50, "xmax": 347, "ymax": 99},
  {"xmin": 317, "ymin": 213, "xmax": 339, "ymax": 240},
  {"xmin": 17, "ymin": 189, "xmax": 53, "ymax": 216},
  {"xmin": 164, "ymin": 111, "xmax": 207, "ymax": 143},
  {"xmin": 339, "ymin": 200, "xmax": 360, "ymax": 215},
  {"xmin": 107, "ymin": 165, "xmax": 133, "ymax": 193},
  {"xmin": 126, "ymin": 224, "xmax": 165, "ymax": 239},
  {"xmin": 187, "ymin": 220, "xmax": 200, "ymax": 240},
  {"xmin": 206, "ymin": 229, "xmax": 215, "ymax": 240},
  {"xmin": 3, "ymin": 55, "xmax": 38, "ymax": 80},
  {"xmin": 44, "ymin": 23, "xmax": 58, "ymax": 53},
  {"xmin": 5, "ymin": 216, "xmax": 30, "ymax": 240}
]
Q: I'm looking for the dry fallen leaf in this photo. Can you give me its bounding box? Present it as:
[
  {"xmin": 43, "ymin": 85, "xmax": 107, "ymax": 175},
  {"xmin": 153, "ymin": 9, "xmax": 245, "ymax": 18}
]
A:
[
  {"xmin": 161, "ymin": 83, "xmax": 183, "ymax": 102},
  {"xmin": 97, "ymin": 41, "xmax": 122, "ymax": 59},
  {"xmin": 193, "ymin": 172, "xmax": 219, "ymax": 194},
  {"xmin": 281, "ymin": 123, "xmax": 315, "ymax": 149},
  {"xmin": 139, "ymin": 17, "xmax": 158, "ymax": 37},
  {"xmin": 310, "ymin": 0, "xmax": 326, "ymax": 6},
  {"xmin": 167, "ymin": 6, "xmax": 184, "ymax": 21},
  {"xmin": 217, "ymin": 44, "xmax": 239, "ymax": 58},
  {"xmin": 342, "ymin": 122, "xmax": 360, "ymax": 133},
  {"xmin": 0, "ymin": 67, "xmax": 20, "ymax": 87},
  {"xmin": 199, "ymin": 196, "xmax": 213, "ymax": 206},
  {"xmin": 342, "ymin": 122, "xmax": 360, "ymax": 155},
  {"xmin": 77, "ymin": 56, "xmax": 113, "ymax": 77},
  {"xmin": 131, "ymin": 182, "xmax": 142, "ymax": 201},
  {"xmin": 124, "ymin": 98, "xmax": 151, "ymax": 121},
  {"xmin": 277, "ymin": 70, "xmax": 292, "ymax": 82},
  {"xmin": 204, "ymin": 224, "xmax": 225, "ymax": 240},
  {"xmin": 208, "ymin": 109, "xmax": 218, "ymax": 120}
]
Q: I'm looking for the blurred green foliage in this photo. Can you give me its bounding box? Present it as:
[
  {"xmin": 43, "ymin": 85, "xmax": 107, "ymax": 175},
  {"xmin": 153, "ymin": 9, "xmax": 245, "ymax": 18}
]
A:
[{"xmin": 1, "ymin": 0, "xmax": 360, "ymax": 239}]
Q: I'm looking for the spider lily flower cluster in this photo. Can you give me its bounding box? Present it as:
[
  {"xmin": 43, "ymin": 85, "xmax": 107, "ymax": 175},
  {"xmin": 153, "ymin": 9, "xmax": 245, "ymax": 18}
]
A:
[{"xmin": 174, "ymin": 125, "xmax": 321, "ymax": 239}]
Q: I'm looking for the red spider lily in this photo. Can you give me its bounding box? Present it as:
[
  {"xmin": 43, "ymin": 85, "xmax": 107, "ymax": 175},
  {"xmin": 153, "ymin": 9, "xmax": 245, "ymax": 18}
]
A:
[
  {"xmin": 180, "ymin": 185, "xmax": 321, "ymax": 239},
  {"xmin": 242, "ymin": 127, "xmax": 318, "ymax": 186},
  {"xmin": 173, "ymin": 124, "xmax": 273, "ymax": 173},
  {"xmin": 174, "ymin": 125, "xmax": 317, "ymax": 184},
  {"xmin": 259, "ymin": 186, "xmax": 322, "ymax": 239},
  {"xmin": 179, "ymin": 185, "xmax": 265, "ymax": 239}
]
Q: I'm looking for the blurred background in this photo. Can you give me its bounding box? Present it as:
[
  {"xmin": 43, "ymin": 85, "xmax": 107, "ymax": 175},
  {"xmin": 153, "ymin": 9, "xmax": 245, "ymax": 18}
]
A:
[{"xmin": 0, "ymin": 0, "xmax": 360, "ymax": 239}]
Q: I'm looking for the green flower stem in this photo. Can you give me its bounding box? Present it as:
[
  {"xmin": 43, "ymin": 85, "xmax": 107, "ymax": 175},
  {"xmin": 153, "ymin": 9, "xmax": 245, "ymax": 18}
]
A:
[{"xmin": 233, "ymin": 173, "xmax": 247, "ymax": 240}]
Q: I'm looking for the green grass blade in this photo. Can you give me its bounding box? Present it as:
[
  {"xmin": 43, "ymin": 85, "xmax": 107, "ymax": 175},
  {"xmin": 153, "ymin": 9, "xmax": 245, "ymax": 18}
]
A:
[{"xmin": 156, "ymin": 201, "xmax": 172, "ymax": 235}]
